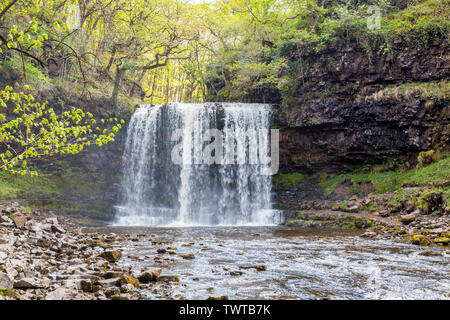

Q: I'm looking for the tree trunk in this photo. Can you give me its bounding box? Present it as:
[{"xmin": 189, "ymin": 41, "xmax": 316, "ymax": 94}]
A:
[{"xmin": 112, "ymin": 65, "xmax": 124, "ymax": 108}]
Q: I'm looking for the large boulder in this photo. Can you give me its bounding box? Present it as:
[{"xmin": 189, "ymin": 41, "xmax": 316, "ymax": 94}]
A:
[
  {"xmin": 0, "ymin": 273, "xmax": 13, "ymax": 291},
  {"xmin": 14, "ymin": 278, "xmax": 49, "ymax": 289}
]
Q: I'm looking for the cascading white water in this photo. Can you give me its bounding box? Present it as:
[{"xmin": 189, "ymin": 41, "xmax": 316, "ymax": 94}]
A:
[{"xmin": 114, "ymin": 103, "xmax": 279, "ymax": 226}]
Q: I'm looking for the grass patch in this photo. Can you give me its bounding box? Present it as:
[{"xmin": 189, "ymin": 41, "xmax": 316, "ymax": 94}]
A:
[
  {"xmin": 273, "ymin": 172, "xmax": 306, "ymax": 190},
  {"xmin": 0, "ymin": 170, "xmax": 61, "ymax": 199},
  {"xmin": 319, "ymin": 157, "xmax": 450, "ymax": 198},
  {"xmin": 0, "ymin": 158, "xmax": 116, "ymax": 200},
  {"xmin": 366, "ymin": 80, "xmax": 449, "ymax": 103}
]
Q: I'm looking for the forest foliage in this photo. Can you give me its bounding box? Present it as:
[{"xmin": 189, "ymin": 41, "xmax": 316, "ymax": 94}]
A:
[
  {"xmin": 1, "ymin": 0, "xmax": 448, "ymax": 105},
  {"xmin": 0, "ymin": 0, "xmax": 448, "ymax": 173}
]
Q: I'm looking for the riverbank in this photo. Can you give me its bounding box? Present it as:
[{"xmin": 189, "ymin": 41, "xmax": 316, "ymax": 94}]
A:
[
  {"xmin": 0, "ymin": 198, "xmax": 448, "ymax": 300},
  {"xmin": 276, "ymin": 156, "xmax": 450, "ymax": 247},
  {"xmin": 0, "ymin": 202, "xmax": 180, "ymax": 300},
  {"xmin": 283, "ymin": 209, "xmax": 450, "ymax": 246}
]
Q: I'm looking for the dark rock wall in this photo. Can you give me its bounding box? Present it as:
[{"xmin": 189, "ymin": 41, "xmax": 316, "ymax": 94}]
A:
[{"xmin": 277, "ymin": 37, "xmax": 449, "ymax": 173}]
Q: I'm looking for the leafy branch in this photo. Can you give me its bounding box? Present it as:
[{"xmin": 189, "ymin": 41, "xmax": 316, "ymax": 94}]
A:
[{"xmin": 0, "ymin": 85, "xmax": 123, "ymax": 175}]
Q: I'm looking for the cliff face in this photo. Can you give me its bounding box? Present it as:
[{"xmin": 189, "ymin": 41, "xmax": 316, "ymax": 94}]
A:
[{"xmin": 277, "ymin": 37, "xmax": 449, "ymax": 173}]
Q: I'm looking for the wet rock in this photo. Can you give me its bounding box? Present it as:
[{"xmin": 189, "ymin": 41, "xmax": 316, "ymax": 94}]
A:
[
  {"xmin": 159, "ymin": 275, "xmax": 180, "ymax": 282},
  {"xmin": 104, "ymin": 287, "xmax": 120, "ymax": 298},
  {"xmin": 434, "ymin": 237, "xmax": 449, "ymax": 245},
  {"xmin": 110, "ymin": 294, "xmax": 131, "ymax": 300},
  {"xmin": 239, "ymin": 265, "xmax": 267, "ymax": 271},
  {"xmin": 99, "ymin": 250, "xmax": 122, "ymax": 262},
  {"xmin": 157, "ymin": 248, "xmax": 167, "ymax": 254},
  {"xmin": 103, "ymin": 271, "xmax": 123, "ymax": 279},
  {"xmin": 80, "ymin": 280, "xmax": 93, "ymax": 292},
  {"xmin": 286, "ymin": 219, "xmax": 322, "ymax": 228},
  {"xmin": 116, "ymin": 276, "xmax": 139, "ymax": 288},
  {"xmin": 418, "ymin": 250, "xmax": 443, "ymax": 257},
  {"xmin": 181, "ymin": 253, "xmax": 195, "ymax": 260},
  {"xmin": 120, "ymin": 284, "xmax": 135, "ymax": 293},
  {"xmin": 207, "ymin": 295, "xmax": 229, "ymax": 300},
  {"xmin": 138, "ymin": 269, "xmax": 162, "ymax": 283}
]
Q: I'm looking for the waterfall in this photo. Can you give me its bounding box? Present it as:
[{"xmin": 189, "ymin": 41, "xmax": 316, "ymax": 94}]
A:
[{"xmin": 114, "ymin": 103, "xmax": 279, "ymax": 226}]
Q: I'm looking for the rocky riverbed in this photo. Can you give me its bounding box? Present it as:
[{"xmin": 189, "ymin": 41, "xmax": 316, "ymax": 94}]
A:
[
  {"xmin": 0, "ymin": 201, "xmax": 448, "ymax": 300},
  {"xmin": 0, "ymin": 202, "xmax": 175, "ymax": 300}
]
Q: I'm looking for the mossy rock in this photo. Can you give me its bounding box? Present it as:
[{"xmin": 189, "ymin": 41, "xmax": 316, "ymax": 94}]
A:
[
  {"xmin": 100, "ymin": 250, "xmax": 122, "ymax": 262},
  {"xmin": 415, "ymin": 189, "xmax": 443, "ymax": 215},
  {"xmin": 340, "ymin": 222, "xmax": 357, "ymax": 230},
  {"xmin": 411, "ymin": 234, "xmax": 431, "ymax": 246},
  {"xmin": 116, "ymin": 276, "xmax": 139, "ymax": 288},
  {"xmin": 286, "ymin": 219, "xmax": 323, "ymax": 228},
  {"xmin": 417, "ymin": 150, "xmax": 438, "ymax": 168},
  {"xmin": 434, "ymin": 237, "xmax": 449, "ymax": 245},
  {"xmin": 159, "ymin": 275, "xmax": 180, "ymax": 282}
]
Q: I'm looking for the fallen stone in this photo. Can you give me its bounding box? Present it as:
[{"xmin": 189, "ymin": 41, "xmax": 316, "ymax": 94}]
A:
[
  {"xmin": 13, "ymin": 216, "xmax": 27, "ymax": 228},
  {"xmin": 14, "ymin": 278, "xmax": 49, "ymax": 289},
  {"xmin": 181, "ymin": 253, "xmax": 195, "ymax": 259},
  {"xmin": 80, "ymin": 280, "xmax": 93, "ymax": 292},
  {"xmin": 116, "ymin": 276, "xmax": 139, "ymax": 288},
  {"xmin": 104, "ymin": 287, "xmax": 120, "ymax": 298},
  {"xmin": 207, "ymin": 295, "xmax": 229, "ymax": 300},
  {"xmin": 159, "ymin": 275, "xmax": 180, "ymax": 282},
  {"xmin": 99, "ymin": 250, "xmax": 122, "ymax": 262},
  {"xmin": 361, "ymin": 231, "xmax": 377, "ymax": 238},
  {"xmin": 0, "ymin": 272, "xmax": 13, "ymax": 290},
  {"xmin": 97, "ymin": 278, "xmax": 120, "ymax": 288},
  {"xmin": 110, "ymin": 294, "xmax": 131, "ymax": 300},
  {"xmin": 50, "ymin": 225, "xmax": 65, "ymax": 234},
  {"xmin": 239, "ymin": 265, "xmax": 266, "ymax": 271},
  {"xmin": 399, "ymin": 212, "xmax": 417, "ymax": 224},
  {"xmin": 137, "ymin": 269, "xmax": 162, "ymax": 283}
]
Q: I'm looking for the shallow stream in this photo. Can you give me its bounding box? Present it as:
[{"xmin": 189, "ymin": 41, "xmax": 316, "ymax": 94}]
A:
[{"xmin": 85, "ymin": 226, "xmax": 449, "ymax": 300}]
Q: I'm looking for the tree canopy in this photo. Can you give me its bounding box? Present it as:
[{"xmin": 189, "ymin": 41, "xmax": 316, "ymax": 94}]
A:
[
  {"xmin": 0, "ymin": 0, "xmax": 448, "ymax": 173},
  {"xmin": 1, "ymin": 0, "xmax": 448, "ymax": 104}
]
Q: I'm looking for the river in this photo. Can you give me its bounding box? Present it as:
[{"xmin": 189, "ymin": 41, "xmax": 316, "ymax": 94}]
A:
[{"xmin": 84, "ymin": 226, "xmax": 449, "ymax": 300}]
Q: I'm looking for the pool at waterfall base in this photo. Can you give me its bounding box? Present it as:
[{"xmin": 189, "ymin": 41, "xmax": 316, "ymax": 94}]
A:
[
  {"xmin": 99, "ymin": 103, "xmax": 450, "ymax": 300},
  {"xmin": 83, "ymin": 225, "xmax": 449, "ymax": 300}
]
